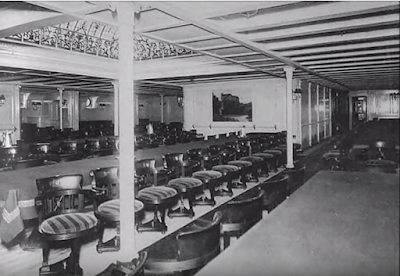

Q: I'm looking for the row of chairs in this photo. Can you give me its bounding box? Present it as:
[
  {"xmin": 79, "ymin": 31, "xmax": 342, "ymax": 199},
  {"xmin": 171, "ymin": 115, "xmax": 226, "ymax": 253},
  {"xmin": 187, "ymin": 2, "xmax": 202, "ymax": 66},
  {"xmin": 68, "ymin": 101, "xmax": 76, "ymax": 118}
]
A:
[
  {"xmin": 0, "ymin": 137, "xmax": 118, "ymax": 169},
  {"xmin": 32, "ymin": 132, "xmax": 304, "ymax": 276}
]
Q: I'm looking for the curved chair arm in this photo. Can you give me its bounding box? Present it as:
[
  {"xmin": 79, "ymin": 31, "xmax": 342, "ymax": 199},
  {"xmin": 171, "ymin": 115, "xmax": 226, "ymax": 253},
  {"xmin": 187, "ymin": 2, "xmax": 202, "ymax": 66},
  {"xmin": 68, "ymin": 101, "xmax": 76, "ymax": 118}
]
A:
[{"xmin": 176, "ymin": 211, "xmax": 222, "ymax": 261}]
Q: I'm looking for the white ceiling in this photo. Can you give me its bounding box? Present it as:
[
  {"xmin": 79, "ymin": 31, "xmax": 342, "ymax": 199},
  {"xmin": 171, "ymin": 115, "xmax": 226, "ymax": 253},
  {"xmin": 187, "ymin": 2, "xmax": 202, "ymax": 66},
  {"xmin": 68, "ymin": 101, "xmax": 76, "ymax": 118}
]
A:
[{"xmin": 0, "ymin": 1, "xmax": 398, "ymax": 93}]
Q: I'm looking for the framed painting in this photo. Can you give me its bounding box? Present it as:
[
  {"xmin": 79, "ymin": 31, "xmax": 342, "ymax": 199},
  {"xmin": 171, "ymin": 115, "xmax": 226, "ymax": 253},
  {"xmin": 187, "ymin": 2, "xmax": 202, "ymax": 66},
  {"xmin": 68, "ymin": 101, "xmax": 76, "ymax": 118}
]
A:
[{"xmin": 212, "ymin": 90, "xmax": 252, "ymax": 122}]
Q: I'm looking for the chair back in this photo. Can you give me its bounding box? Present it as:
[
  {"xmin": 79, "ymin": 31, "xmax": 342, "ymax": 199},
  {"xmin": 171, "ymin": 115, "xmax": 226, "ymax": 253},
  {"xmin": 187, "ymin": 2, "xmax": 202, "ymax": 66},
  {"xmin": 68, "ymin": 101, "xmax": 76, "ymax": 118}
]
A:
[
  {"xmin": 59, "ymin": 140, "xmax": 79, "ymax": 153},
  {"xmin": 220, "ymin": 147, "xmax": 236, "ymax": 164},
  {"xmin": 260, "ymin": 173, "xmax": 289, "ymax": 211},
  {"xmin": 135, "ymin": 158, "xmax": 157, "ymax": 175},
  {"xmin": 163, "ymin": 153, "xmax": 184, "ymax": 169},
  {"xmin": 86, "ymin": 138, "xmax": 102, "ymax": 150},
  {"xmin": 29, "ymin": 143, "xmax": 52, "ymax": 154},
  {"xmin": 12, "ymin": 158, "xmax": 44, "ymax": 170},
  {"xmin": 177, "ymin": 211, "xmax": 222, "ymax": 262},
  {"xmin": 36, "ymin": 174, "xmax": 83, "ymax": 196},
  {"xmin": 186, "ymin": 148, "xmax": 204, "ymax": 161},
  {"xmin": 92, "ymin": 167, "xmax": 119, "ymax": 200},
  {"xmin": 37, "ymin": 189, "xmax": 86, "ymax": 222},
  {"xmin": 135, "ymin": 159, "xmax": 157, "ymax": 188},
  {"xmin": 222, "ymin": 189, "xmax": 264, "ymax": 228},
  {"xmin": 207, "ymin": 144, "xmax": 222, "ymax": 156},
  {"xmin": 249, "ymin": 137, "xmax": 261, "ymax": 153}
]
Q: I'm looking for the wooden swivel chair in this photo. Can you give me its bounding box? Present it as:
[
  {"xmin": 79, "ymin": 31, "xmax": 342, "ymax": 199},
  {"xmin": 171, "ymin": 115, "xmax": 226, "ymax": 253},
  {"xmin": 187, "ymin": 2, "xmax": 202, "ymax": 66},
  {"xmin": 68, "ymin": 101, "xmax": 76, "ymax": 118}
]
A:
[
  {"xmin": 135, "ymin": 158, "xmax": 171, "ymax": 187},
  {"xmin": 259, "ymin": 174, "xmax": 289, "ymax": 212},
  {"xmin": 221, "ymin": 188, "xmax": 264, "ymax": 249},
  {"xmin": 35, "ymin": 176, "xmax": 96, "ymax": 276},
  {"xmin": 145, "ymin": 211, "xmax": 222, "ymax": 276},
  {"xmin": 36, "ymin": 174, "xmax": 83, "ymax": 196},
  {"xmin": 11, "ymin": 158, "xmax": 45, "ymax": 170},
  {"xmin": 91, "ymin": 167, "xmax": 121, "ymax": 253},
  {"xmin": 163, "ymin": 153, "xmax": 201, "ymax": 178},
  {"xmin": 95, "ymin": 251, "xmax": 148, "ymax": 276}
]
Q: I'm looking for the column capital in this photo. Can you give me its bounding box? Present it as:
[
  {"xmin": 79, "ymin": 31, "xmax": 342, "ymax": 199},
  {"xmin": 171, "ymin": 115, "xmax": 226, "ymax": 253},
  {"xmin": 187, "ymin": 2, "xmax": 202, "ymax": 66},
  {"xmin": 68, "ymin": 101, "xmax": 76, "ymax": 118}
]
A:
[
  {"xmin": 283, "ymin": 66, "xmax": 295, "ymax": 78},
  {"xmin": 57, "ymin": 87, "xmax": 64, "ymax": 92}
]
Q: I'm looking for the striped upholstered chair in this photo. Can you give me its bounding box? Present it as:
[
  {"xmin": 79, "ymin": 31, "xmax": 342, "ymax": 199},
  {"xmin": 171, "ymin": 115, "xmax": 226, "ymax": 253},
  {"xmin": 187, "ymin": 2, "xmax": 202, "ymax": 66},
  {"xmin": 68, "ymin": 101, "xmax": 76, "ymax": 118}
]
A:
[{"xmin": 35, "ymin": 180, "xmax": 97, "ymax": 276}]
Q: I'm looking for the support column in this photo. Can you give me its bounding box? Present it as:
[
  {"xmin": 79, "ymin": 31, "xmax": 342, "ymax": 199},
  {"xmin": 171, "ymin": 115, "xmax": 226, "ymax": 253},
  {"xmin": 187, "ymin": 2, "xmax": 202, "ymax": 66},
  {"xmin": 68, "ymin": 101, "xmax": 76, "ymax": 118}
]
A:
[
  {"xmin": 117, "ymin": 3, "xmax": 136, "ymax": 258},
  {"xmin": 323, "ymin": 86, "xmax": 327, "ymax": 139},
  {"xmin": 112, "ymin": 81, "xmax": 119, "ymax": 136},
  {"xmin": 308, "ymin": 82, "xmax": 312, "ymax": 147},
  {"xmin": 284, "ymin": 67, "xmax": 294, "ymax": 169},
  {"xmin": 316, "ymin": 85, "xmax": 320, "ymax": 143},
  {"xmin": 329, "ymin": 88, "xmax": 332, "ymax": 137},
  {"xmin": 57, "ymin": 87, "xmax": 64, "ymax": 130},
  {"xmin": 160, "ymin": 94, "xmax": 164, "ymax": 123},
  {"xmin": 349, "ymin": 95, "xmax": 353, "ymax": 130}
]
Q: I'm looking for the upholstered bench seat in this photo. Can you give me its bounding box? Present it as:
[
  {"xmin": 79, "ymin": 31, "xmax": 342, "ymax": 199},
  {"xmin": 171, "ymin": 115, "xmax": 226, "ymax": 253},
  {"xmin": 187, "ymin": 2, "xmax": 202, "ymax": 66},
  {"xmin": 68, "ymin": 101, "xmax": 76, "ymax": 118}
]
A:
[{"xmin": 40, "ymin": 213, "xmax": 97, "ymax": 236}]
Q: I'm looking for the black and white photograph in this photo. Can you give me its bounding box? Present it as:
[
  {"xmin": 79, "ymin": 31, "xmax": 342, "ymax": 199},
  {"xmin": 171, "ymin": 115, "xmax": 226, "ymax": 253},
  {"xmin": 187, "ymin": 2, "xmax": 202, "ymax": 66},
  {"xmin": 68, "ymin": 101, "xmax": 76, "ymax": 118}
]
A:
[{"xmin": 0, "ymin": 1, "xmax": 398, "ymax": 276}]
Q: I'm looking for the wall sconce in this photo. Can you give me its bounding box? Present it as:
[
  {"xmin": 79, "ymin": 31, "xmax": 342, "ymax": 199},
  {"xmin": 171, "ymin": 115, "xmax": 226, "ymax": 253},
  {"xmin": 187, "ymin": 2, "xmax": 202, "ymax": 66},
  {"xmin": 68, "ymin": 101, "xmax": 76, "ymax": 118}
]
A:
[
  {"xmin": 31, "ymin": 101, "xmax": 42, "ymax": 111},
  {"xmin": 0, "ymin": 95, "xmax": 5, "ymax": 107},
  {"xmin": 138, "ymin": 103, "xmax": 144, "ymax": 109},
  {"xmin": 62, "ymin": 99, "xmax": 68, "ymax": 109},
  {"xmin": 177, "ymin": 96, "xmax": 184, "ymax": 107}
]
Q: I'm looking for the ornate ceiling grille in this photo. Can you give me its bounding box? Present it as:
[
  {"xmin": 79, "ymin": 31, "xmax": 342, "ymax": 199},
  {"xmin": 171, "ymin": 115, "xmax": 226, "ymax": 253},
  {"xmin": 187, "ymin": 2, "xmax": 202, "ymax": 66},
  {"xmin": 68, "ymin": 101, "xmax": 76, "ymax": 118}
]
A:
[{"xmin": 6, "ymin": 20, "xmax": 193, "ymax": 61}]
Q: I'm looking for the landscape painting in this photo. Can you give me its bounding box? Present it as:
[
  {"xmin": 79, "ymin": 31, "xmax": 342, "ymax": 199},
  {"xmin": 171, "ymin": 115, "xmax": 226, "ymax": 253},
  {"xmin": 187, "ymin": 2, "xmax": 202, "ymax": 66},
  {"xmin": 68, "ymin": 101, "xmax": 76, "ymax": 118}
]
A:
[{"xmin": 212, "ymin": 90, "xmax": 252, "ymax": 122}]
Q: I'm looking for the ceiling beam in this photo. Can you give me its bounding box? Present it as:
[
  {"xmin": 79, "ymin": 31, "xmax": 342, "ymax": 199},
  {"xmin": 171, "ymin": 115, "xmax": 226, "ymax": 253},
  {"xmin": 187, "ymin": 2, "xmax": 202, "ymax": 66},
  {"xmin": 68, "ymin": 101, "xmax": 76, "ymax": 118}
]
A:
[
  {"xmin": 235, "ymin": 4, "xmax": 400, "ymax": 34},
  {"xmin": 149, "ymin": 1, "xmax": 349, "ymax": 90}
]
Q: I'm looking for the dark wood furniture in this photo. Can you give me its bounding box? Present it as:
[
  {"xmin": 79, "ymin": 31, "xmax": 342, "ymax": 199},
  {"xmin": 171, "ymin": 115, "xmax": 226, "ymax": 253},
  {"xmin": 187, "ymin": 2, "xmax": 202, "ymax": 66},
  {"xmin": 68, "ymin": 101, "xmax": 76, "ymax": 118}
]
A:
[
  {"xmin": 35, "ymin": 185, "xmax": 96, "ymax": 276},
  {"xmin": 192, "ymin": 170, "xmax": 223, "ymax": 206},
  {"xmin": 145, "ymin": 211, "xmax": 222, "ymax": 276},
  {"xmin": 221, "ymin": 188, "xmax": 264, "ymax": 249},
  {"xmin": 136, "ymin": 186, "xmax": 178, "ymax": 233},
  {"xmin": 91, "ymin": 167, "xmax": 120, "ymax": 253},
  {"xmin": 166, "ymin": 177, "xmax": 203, "ymax": 218}
]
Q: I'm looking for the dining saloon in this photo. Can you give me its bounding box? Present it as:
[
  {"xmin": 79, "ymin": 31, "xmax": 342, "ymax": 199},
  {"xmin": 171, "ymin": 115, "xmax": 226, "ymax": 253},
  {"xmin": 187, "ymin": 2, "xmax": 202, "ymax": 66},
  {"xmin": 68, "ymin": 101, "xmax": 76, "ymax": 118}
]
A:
[{"xmin": 0, "ymin": 2, "xmax": 398, "ymax": 276}]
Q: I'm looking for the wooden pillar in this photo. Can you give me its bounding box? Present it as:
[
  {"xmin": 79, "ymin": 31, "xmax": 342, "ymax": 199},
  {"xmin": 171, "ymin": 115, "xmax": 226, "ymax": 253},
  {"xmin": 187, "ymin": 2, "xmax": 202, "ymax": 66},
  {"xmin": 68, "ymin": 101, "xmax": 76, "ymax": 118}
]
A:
[
  {"xmin": 112, "ymin": 81, "xmax": 119, "ymax": 136},
  {"xmin": 57, "ymin": 87, "xmax": 64, "ymax": 130},
  {"xmin": 117, "ymin": 3, "xmax": 136, "ymax": 258},
  {"xmin": 308, "ymin": 82, "xmax": 312, "ymax": 147},
  {"xmin": 284, "ymin": 67, "xmax": 294, "ymax": 169},
  {"xmin": 316, "ymin": 85, "xmax": 320, "ymax": 143}
]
